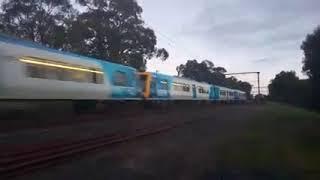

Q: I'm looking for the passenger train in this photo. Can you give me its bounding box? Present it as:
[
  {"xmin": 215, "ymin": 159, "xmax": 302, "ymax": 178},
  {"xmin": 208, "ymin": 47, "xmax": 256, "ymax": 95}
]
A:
[{"xmin": 0, "ymin": 33, "xmax": 247, "ymax": 103}]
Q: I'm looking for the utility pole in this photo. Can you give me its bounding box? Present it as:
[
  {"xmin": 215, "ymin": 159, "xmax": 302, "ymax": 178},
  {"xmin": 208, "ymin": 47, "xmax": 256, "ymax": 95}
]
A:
[
  {"xmin": 257, "ymin": 72, "xmax": 260, "ymax": 95},
  {"xmin": 224, "ymin": 71, "xmax": 261, "ymax": 95}
]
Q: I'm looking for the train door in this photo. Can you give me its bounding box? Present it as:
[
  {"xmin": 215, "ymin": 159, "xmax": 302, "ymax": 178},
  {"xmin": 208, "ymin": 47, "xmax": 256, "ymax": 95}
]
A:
[
  {"xmin": 192, "ymin": 84, "xmax": 197, "ymax": 98},
  {"xmin": 209, "ymin": 86, "xmax": 214, "ymax": 100},
  {"xmin": 150, "ymin": 77, "xmax": 157, "ymax": 97},
  {"xmin": 157, "ymin": 79, "xmax": 169, "ymax": 98},
  {"xmin": 214, "ymin": 86, "xmax": 220, "ymax": 100},
  {"xmin": 138, "ymin": 72, "xmax": 152, "ymax": 99},
  {"xmin": 234, "ymin": 91, "xmax": 239, "ymax": 100}
]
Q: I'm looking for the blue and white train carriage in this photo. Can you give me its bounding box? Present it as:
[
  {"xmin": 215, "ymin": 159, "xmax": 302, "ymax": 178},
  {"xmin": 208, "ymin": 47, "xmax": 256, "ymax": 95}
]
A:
[
  {"xmin": 170, "ymin": 77, "xmax": 211, "ymax": 100},
  {"xmin": 0, "ymin": 33, "xmax": 140, "ymax": 100}
]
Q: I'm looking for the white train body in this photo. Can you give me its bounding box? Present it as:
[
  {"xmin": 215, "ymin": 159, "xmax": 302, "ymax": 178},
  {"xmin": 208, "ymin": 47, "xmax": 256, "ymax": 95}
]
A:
[
  {"xmin": 170, "ymin": 77, "xmax": 194, "ymax": 100},
  {"xmin": 0, "ymin": 37, "xmax": 110, "ymax": 100}
]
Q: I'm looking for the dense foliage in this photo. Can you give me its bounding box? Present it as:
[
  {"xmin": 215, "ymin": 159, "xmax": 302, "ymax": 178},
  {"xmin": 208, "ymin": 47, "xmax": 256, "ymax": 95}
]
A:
[
  {"xmin": 268, "ymin": 71, "xmax": 312, "ymax": 108},
  {"xmin": 0, "ymin": 0, "xmax": 168, "ymax": 70},
  {"xmin": 301, "ymin": 26, "xmax": 320, "ymax": 109},
  {"xmin": 177, "ymin": 60, "xmax": 252, "ymax": 96}
]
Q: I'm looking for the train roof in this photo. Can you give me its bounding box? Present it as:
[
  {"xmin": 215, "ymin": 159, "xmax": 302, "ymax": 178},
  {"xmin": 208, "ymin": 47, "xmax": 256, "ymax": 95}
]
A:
[
  {"xmin": 172, "ymin": 76, "xmax": 210, "ymax": 84},
  {"xmin": 172, "ymin": 76, "xmax": 246, "ymax": 92},
  {"xmin": 213, "ymin": 85, "xmax": 244, "ymax": 93},
  {"xmin": 0, "ymin": 33, "xmax": 136, "ymax": 70},
  {"xmin": 151, "ymin": 72, "xmax": 172, "ymax": 79}
]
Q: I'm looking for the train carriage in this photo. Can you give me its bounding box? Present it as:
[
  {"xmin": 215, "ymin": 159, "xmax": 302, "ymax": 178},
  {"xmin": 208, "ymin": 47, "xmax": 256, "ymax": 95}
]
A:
[{"xmin": 0, "ymin": 33, "xmax": 140, "ymax": 100}]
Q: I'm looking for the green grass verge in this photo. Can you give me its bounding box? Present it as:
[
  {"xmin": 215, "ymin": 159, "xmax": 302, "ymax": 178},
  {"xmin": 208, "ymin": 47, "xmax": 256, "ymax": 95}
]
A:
[{"xmin": 217, "ymin": 102, "xmax": 320, "ymax": 178}]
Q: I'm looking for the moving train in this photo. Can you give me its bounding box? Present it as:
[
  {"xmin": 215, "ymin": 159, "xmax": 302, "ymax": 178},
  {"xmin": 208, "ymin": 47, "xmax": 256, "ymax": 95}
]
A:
[{"xmin": 0, "ymin": 33, "xmax": 247, "ymax": 102}]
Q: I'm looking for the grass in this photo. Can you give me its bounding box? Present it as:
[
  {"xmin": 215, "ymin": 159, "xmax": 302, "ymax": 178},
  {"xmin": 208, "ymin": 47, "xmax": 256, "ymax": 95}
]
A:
[
  {"xmin": 21, "ymin": 103, "xmax": 320, "ymax": 180},
  {"xmin": 215, "ymin": 102, "xmax": 320, "ymax": 179},
  {"xmin": 130, "ymin": 103, "xmax": 320, "ymax": 179}
]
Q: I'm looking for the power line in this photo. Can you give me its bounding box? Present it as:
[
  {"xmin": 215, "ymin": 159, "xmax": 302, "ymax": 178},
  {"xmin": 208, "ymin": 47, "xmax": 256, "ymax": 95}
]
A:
[
  {"xmin": 144, "ymin": 22, "xmax": 201, "ymax": 60},
  {"xmin": 225, "ymin": 72, "xmax": 261, "ymax": 94},
  {"xmin": 224, "ymin": 72, "xmax": 259, "ymax": 75},
  {"xmin": 252, "ymin": 86, "xmax": 268, "ymax": 89}
]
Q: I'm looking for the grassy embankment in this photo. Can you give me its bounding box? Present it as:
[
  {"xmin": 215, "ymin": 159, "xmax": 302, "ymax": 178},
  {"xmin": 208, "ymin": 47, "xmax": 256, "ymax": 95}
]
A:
[{"xmin": 216, "ymin": 102, "xmax": 320, "ymax": 178}]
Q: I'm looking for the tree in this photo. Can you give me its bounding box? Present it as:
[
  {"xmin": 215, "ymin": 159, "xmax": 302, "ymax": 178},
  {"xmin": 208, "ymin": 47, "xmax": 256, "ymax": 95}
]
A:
[
  {"xmin": 268, "ymin": 71, "xmax": 311, "ymax": 107},
  {"xmin": 66, "ymin": 0, "xmax": 168, "ymax": 70},
  {"xmin": 176, "ymin": 59, "xmax": 252, "ymax": 95},
  {"xmin": 0, "ymin": 0, "xmax": 72, "ymax": 48},
  {"xmin": 238, "ymin": 81, "xmax": 252, "ymax": 98},
  {"xmin": 301, "ymin": 26, "xmax": 320, "ymax": 109},
  {"xmin": 268, "ymin": 71, "xmax": 299, "ymax": 102},
  {"xmin": 213, "ymin": 66, "xmax": 227, "ymax": 74},
  {"xmin": 176, "ymin": 59, "xmax": 219, "ymax": 83},
  {"xmin": 0, "ymin": 0, "xmax": 169, "ymax": 70}
]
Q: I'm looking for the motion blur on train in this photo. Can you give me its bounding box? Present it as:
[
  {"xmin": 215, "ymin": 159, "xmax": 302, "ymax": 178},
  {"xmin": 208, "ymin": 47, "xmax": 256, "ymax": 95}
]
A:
[{"xmin": 0, "ymin": 33, "xmax": 247, "ymax": 104}]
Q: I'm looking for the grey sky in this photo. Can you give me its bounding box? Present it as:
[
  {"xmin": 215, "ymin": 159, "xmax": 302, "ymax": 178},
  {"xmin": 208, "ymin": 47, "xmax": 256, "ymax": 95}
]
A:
[{"xmin": 138, "ymin": 0, "xmax": 319, "ymax": 93}]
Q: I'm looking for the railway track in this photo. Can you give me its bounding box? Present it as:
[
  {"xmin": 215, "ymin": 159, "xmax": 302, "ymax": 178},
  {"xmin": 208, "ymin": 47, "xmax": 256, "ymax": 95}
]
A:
[{"xmin": 0, "ymin": 120, "xmax": 192, "ymax": 179}]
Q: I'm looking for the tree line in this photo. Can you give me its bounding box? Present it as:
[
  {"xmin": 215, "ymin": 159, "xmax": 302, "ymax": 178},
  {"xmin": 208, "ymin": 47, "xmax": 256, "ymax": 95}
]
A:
[{"xmin": 268, "ymin": 26, "xmax": 320, "ymax": 110}]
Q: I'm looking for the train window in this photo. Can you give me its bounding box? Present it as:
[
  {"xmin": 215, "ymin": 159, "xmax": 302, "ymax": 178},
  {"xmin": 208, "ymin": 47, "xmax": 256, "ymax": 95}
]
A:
[
  {"xmin": 26, "ymin": 63, "xmax": 45, "ymax": 79},
  {"xmin": 174, "ymin": 86, "xmax": 179, "ymax": 91},
  {"xmin": 159, "ymin": 80, "xmax": 169, "ymax": 90},
  {"xmin": 68, "ymin": 70, "xmax": 92, "ymax": 83},
  {"xmin": 151, "ymin": 79, "xmax": 157, "ymax": 89},
  {"xmin": 183, "ymin": 84, "xmax": 190, "ymax": 92},
  {"xmin": 173, "ymin": 83, "xmax": 183, "ymax": 91},
  {"xmin": 198, "ymin": 86, "xmax": 209, "ymax": 94},
  {"xmin": 112, "ymin": 71, "xmax": 128, "ymax": 86},
  {"xmin": 22, "ymin": 56, "xmax": 104, "ymax": 84},
  {"xmin": 127, "ymin": 71, "xmax": 136, "ymax": 87},
  {"xmin": 95, "ymin": 72, "xmax": 104, "ymax": 84},
  {"xmin": 173, "ymin": 82, "xmax": 190, "ymax": 92},
  {"xmin": 198, "ymin": 86, "xmax": 203, "ymax": 93},
  {"xmin": 220, "ymin": 91, "xmax": 226, "ymax": 96}
]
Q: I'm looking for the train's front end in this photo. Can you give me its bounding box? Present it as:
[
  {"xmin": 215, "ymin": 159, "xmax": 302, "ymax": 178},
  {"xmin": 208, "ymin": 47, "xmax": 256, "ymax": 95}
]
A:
[
  {"xmin": 0, "ymin": 36, "xmax": 28, "ymax": 99},
  {"xmin": 0, "ymin": 34, "xmax": 110, "ymax": 100}
]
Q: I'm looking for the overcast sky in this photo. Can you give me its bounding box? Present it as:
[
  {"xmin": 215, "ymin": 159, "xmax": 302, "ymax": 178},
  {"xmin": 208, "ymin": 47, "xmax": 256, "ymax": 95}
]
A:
[{"xmin": 138, "ymin": 0, "xmax": 319, "ymax": 93}]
